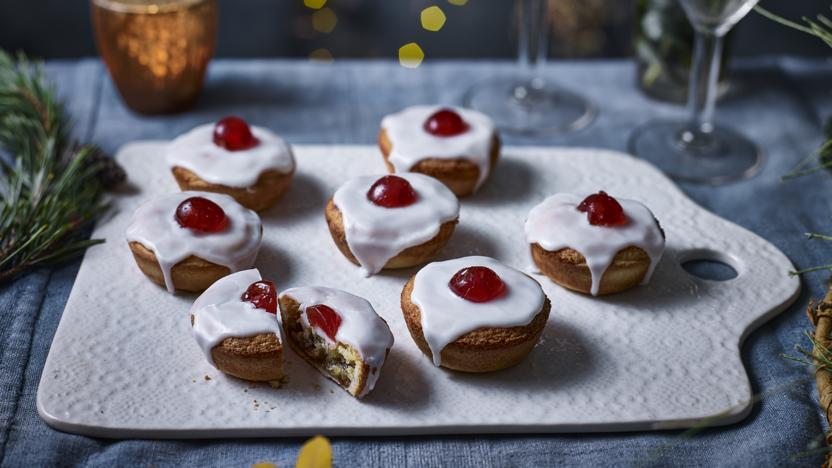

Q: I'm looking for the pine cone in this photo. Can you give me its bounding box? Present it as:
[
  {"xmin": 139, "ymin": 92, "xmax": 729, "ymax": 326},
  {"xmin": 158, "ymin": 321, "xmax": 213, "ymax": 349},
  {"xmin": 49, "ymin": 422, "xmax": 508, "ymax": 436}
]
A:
[{"xmin": 64, "ymin": 144, "xmax": 126, "ymax": 190}]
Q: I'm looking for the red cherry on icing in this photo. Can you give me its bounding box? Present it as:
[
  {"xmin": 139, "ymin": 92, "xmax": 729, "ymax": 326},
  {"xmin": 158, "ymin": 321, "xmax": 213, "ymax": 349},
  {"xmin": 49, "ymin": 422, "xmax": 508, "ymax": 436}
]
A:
[
  {"xmin": 213, "ymin": 116, "xmax": 259, "ymax": 151},
  {"xmin": 367, "ymin": 175, "xmax": 418, "ymax": 208},
  {"xmin": 241, "ymin": 280, "xmax": 277, "ymax": 314},
  {"xmin": 306, "ymin": 304, "xmax": 342, "ymax": 341},
  {"xmin": 576, "ymin": 191, "xmax": 629, "ymax": 227},
  {"xmin": 449, "ymin": 266, "xmax": 506, "ymax": 303},
  {"xmin": 423, "ymin": 108, "xmax": 470, "ymax": 137},
  {"xmin": 175, "ymin": 197, "xmax": 229, "ymax": 233}
]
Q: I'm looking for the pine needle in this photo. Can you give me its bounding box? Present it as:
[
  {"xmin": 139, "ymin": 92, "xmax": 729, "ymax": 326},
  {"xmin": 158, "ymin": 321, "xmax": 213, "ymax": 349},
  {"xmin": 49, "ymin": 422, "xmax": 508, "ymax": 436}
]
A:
[
  {"xmin": 759, "ymin": 5, "xmax": 832, "ymax": 183},
  {"xmin": 0, "ymin": 50, "xmax": 115, "ymax": 283},
  {"xmin": 806, "ymin": 233, "xmax": 832, "ymax": 241}
]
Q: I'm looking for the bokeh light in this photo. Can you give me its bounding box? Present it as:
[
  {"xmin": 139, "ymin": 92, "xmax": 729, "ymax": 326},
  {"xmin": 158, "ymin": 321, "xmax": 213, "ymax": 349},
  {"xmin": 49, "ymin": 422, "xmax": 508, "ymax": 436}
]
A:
[
  {"xmin": 312, "ymin": 7, "xmax": 337, "ymax": 33},
  {"xmin": 309, "ymin": 48, "xmax": 334, "ymax": 63},
  {"xmin": 303, "ymin": 0, "xmax": 327, "ymax": 10},
  {"xmin": 447, "ymin": 0, "xmax": 468, "ymax": 5},
  {"xmin": 420, "ymin": 6, "xmax": 446, "ymax": 32},
  {"xmin": 398, "ymin": 42, "xmax": 424, "ymax": 68}
]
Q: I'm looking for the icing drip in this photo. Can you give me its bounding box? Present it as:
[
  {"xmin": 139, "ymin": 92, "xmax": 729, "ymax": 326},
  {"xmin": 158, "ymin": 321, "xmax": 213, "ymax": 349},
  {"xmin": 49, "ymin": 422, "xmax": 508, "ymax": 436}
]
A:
[
  {"xmin": 190, "ymin": 269, "xmax": 282, "ymax": 366},
  {"xmin": 381, "ymin": 105, "xmax": 496, "ymax": 191},
  {"xmin": 280, "ymin": 286, "xmax": 394, "ymax": 398},
  {"xmin": 410, "ymin": 256, "xmax": 546, "ymax": 367},
  {"xmin": 126, "ymin": 191, "xmax": 262, "ymax": 292},
  {"xmin": 524, "ymin": 193, "xmax": 666, "ymax": 296},
  {"xmin": 166, "ymin": 123, "xmax": 295, "ymax": 188},
  {"xmin": 332, "ymin": 172, "xmax": 459, "ymax": 276}
]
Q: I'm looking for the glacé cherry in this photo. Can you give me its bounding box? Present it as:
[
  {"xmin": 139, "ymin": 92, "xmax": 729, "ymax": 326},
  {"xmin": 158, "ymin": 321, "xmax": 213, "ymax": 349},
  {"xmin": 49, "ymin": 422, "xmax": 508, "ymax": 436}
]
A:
[
  {"xmin": 306, "ymin": 304, "xmax": 342, "ymax": 341},
  {"xmin": 449, "ymin": 266, "xmax": 506, "ymax": 303},
  {"xmin": 241, "ymin": 280, "xmax": 277, "ymax": 314},
  {"xmin": 367, "ymin": 175, "xmax": 418, "ymax": 208},
  {"xmin": 213, "ymin": 116, "xmax": 259, "ymax": 151},
  {"xmin": 576, "ymin": 191, "xmax": 629, "ymax": 227},
  {"xmin": 175, "ymin": 197, "xmax": 229, "ymax": 233},
  {"xmin": 423, "ymin": 108, "xmax": 469, "ymax": 137}
]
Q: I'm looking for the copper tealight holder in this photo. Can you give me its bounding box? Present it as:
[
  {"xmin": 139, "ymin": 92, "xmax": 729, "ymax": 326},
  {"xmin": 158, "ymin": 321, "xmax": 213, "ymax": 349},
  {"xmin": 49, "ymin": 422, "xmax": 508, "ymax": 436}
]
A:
[{"xmin": 91, "ymin": 0, "xmax": 218, "ymax": 114}]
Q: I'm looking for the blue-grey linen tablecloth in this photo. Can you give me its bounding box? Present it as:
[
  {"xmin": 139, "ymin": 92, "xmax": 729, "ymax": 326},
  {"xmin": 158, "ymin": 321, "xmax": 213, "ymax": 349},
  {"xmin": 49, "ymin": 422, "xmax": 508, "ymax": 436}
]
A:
[{"xmin": 1, "ymin": 58, "xmax": 830, "ymax": 467}]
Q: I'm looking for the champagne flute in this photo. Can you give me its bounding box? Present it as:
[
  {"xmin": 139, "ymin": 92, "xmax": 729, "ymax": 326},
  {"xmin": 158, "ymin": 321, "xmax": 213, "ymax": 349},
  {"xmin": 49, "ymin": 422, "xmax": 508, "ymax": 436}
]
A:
[
  {"xmin": 628, "ymin": 0, "xmax": 762, "ymax": 184},
  {"xmin": 464, "ymin": 0, "xmax": 596, "ymax": 135}
]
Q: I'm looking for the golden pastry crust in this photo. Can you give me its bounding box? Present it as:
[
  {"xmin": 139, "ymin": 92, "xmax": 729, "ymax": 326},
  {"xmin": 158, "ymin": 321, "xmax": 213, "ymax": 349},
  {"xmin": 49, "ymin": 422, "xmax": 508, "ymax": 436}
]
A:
[
  {"xmin": 378, "ymin": 128, "xmax": 501, "ymax": 197},
  {"xmin": 171, "ymin": 166, "xmax": 293, "ymax": 212},
  {"xmin": 530, "ymin": 218, "xmax": 665, "ymax": 296},
  {"xmin": 324, "ymin": 199, "xmax": 458, "ymax": 270},
  {"xmin": 400, "ymin": 276, "xmax": 551, "ymax": 373},
  {"xmin": 279, "ymin": 295, "xmax": 378, "ymax": 398},
  {"xmin": 128, "ymin": 241, "xmax": 230, "ymax": 292},
  {"xmin": 531, "ymin": 244, "xmax": 651, "ymax": 296},
  {"xmin": 189, "ymin": 315, "xmax": 284, "ymax": 384}
]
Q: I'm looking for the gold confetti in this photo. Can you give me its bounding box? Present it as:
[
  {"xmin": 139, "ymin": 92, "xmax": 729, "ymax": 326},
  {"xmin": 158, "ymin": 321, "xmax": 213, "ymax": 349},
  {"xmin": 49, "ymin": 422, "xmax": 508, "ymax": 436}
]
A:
[
  {"xmin": 448, "ymin": 0, "xmax": 468, "ymax": 5},
  {"xmin": 296, "ymin": 436, "xmax": 332, "ymax": 468},
  {"xmin": 312, "ymin": 8, "xmax": 337, "ymax": 33},
  {"xmin": 309, "ymin": 48, "xmax": 334, "ymax": 63},
  {"xmin": 420, "ymin": 6, "xmax": 446, "ymax": 32},
  {"xmin": 251, "ymin": 463, "xmax": 277, "ymax": 468},
  {"xmin": 303, "ymin": 0, "xmax": 326, "ymax": 9},
  {"xmin": 398, "ymin": 42, "xmax": 424, "ymax": 68}
]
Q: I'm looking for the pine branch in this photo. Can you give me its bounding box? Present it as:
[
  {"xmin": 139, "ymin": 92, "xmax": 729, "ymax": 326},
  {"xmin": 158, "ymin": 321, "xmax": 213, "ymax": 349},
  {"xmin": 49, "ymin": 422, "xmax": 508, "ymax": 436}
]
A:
[
  {"xmin": 0, "ymin": 50, "xmax": 122, "ymax": 283},
  {"xmin": 759, "ymin": 6, "xmax": 832, "ymax": 183}
]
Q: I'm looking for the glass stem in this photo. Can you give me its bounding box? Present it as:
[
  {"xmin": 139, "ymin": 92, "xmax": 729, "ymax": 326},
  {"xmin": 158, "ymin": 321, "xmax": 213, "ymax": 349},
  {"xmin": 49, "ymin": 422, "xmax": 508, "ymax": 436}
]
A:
[
  {"xmin": 516, "ymin": 0, "xmax": 548, "ymax": 90},
  {"xmin": 686, "ymin": 30, "xmax": 723, "ymax": 135}
]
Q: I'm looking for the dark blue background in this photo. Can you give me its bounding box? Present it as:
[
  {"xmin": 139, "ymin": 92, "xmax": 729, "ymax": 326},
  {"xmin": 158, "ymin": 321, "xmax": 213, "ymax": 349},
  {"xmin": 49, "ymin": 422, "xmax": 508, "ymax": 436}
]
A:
[{"xmin": 0, "ymin": 0, "xmax": 829, "ymax": 60}]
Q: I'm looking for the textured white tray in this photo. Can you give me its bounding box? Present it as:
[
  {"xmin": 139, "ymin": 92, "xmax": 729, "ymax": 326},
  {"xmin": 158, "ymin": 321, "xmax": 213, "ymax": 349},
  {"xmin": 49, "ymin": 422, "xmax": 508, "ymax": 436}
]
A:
[{"xmin": 37, "ymin": 144, "xmax": 799, "ymax": 438}]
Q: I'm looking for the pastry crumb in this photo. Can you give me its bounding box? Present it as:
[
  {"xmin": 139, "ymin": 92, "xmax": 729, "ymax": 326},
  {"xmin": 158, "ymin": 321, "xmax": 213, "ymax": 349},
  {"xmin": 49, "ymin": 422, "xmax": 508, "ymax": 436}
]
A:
[
  {"xmin": 268, "ymin": 376, "xmax": 288, "ymax": 388},
  {"xmin": 204, "ymin": 375, "xmax": 212, "ymax": 381}
]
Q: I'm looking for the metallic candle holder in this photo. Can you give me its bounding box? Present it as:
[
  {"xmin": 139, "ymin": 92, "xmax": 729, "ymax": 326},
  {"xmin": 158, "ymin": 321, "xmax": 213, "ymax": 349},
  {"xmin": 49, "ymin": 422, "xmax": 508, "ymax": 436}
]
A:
[{"xmin": 91, "ymin": 0, "xmax": 218, "ymax": 114}]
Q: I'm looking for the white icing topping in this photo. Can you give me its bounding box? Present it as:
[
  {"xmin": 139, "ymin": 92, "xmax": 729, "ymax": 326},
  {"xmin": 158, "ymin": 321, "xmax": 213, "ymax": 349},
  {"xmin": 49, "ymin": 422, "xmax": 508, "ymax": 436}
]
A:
[
  {"xmin": 524, "ymin": 193, "xmax": 666, "ymax": 296},
  {"xmin": 126, "ymin": 191, "xmax": 262, "ymax": 292},
  {"xmin": 332, "ymin": 173, "xmax": 459, "ymax": 276},
  {"xmin": 279, "ymin": 286, "xmax": 394, "ymax": 398},
  {"xmin": 410, "ymin": 256, "xmax": 546, "ymax": 367},
  {"xmin": 190, "ymin": 269, "xmax": 282, "ymax": 367},
  {"xmin": 166, "ymin": 123, "xmax": 295, "ymax": 188},
  {"xmin": 381, "ymin": 105, "xmax": 496, "ymax": 191}
]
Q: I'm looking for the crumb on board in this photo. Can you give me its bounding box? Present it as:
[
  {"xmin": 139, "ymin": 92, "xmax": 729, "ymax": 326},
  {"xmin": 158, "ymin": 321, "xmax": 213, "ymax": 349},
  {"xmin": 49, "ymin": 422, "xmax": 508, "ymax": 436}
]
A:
[
  {"xmin": 204, "ymin": 375, "xmax": 211, "ymax": 381},
  {"xmin": 269, "ymin": 376, "xmax": 288, "ymax": 389}
]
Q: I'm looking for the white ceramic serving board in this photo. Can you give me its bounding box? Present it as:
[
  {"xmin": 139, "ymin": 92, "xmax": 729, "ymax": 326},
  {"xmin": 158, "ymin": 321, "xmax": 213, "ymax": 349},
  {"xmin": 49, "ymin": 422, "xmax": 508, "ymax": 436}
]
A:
[{"xmin": 38, "ymin": 144, "xmax": 799, "ymax": 438}]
